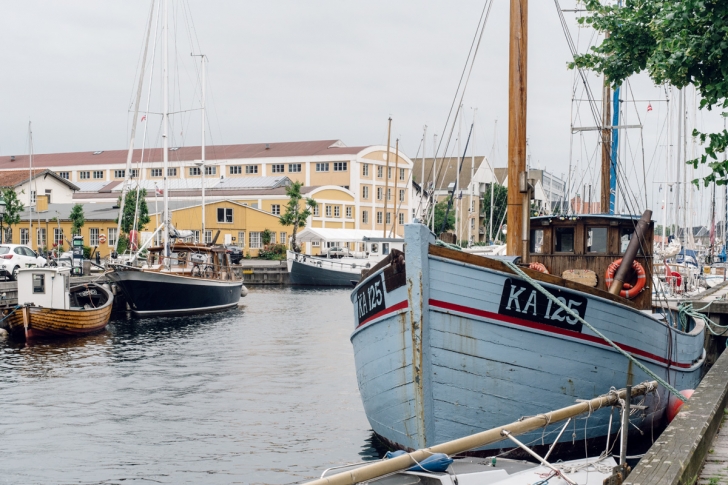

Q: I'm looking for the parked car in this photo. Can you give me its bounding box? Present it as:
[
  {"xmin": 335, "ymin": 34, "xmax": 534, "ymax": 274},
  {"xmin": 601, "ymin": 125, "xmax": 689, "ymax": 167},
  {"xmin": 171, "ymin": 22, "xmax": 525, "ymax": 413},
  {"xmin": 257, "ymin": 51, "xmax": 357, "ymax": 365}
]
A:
[
  {"xmin": 0, "ymin": 244, "xmax": 48, "ymax": 280},
  {"xmin": 223, "ymin": 245, "xmax": 243, "ymax": 264},
  {"xmin": 321, "ymin": 246, "xmax": 349, "ymax": 258}
]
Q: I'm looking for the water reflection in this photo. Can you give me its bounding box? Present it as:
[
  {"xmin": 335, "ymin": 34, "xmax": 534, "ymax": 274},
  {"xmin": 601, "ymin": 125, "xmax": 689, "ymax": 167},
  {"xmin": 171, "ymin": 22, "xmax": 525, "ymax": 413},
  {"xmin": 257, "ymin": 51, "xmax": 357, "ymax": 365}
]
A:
[{"xmin": 0, "ymin": 287, "xmax": 371, "ymax": 484}]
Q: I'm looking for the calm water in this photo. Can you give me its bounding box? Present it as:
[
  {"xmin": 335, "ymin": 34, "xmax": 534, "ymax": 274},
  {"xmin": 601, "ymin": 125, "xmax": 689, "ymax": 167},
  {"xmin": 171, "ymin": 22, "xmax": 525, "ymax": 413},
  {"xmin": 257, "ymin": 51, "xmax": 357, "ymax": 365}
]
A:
[{"xmin": 0, "ymin": 287, "xmax": 378, "ymax": 484}]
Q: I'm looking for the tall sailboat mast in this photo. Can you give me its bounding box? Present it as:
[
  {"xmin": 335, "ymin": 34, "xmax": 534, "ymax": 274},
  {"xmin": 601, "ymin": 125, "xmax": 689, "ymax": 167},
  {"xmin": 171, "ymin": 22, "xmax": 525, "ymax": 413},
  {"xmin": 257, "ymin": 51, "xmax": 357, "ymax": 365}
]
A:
[
  {"xmin": 28, "ymin": 121, "xmax": 33, "ymax": 247},
  {"xmin": 506, "ymin": 0, "xmax": 528, "ymax": 259},
  {"xmin": 162, "ymin": 0, "xmax": 170, "ymax": 259}
]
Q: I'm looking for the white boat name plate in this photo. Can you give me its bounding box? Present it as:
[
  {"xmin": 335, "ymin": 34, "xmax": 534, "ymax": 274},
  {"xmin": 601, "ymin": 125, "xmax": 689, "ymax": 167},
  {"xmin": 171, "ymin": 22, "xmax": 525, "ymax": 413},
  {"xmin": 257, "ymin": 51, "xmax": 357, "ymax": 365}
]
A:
[{"xmin": 498, "ymin": 278, "xmax": 587, "ymax": 332}]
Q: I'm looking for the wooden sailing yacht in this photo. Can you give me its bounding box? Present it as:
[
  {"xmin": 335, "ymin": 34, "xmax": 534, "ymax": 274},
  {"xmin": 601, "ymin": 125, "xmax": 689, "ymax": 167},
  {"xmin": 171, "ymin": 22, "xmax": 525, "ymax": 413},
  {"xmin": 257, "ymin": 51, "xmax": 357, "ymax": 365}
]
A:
[
  {"xmin": 348, "ymin": 0, "xmax": 706, "ymax": 457},
  {"xmin": 106, "ymin": 0, "xmax": 243, "ymax": 317}
]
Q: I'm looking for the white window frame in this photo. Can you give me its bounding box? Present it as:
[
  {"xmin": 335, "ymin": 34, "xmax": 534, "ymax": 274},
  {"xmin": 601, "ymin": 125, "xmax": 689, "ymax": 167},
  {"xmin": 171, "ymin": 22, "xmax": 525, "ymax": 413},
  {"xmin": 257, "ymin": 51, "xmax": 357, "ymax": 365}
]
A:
[
  {"xmin": 288, "ymin": 163, "xmax": 301, "ymax": 173},
  {"xmin": 108, "ymin": 228, "xmax": 118, "ymax": 247},
  {"xmin": 377, "ymin": 187, "xmax": 383, "ymax": 200},
  {"xmin": 362, "ymin": 186, "xmax": 369, "ymax": 199},
  {"xmin": 399, "ymin": 189, "xmax": 405, "ymax": 202},
  {"xmin": 280, "ymin": 232, "xmax": 286, "ymax": 246},
  {"xmin": 59, "ymin": 171, "xmax": 70, "ymax": 180},
  {"xmin": 377, "ymin": 166, "xmax": 383, "ymax": 178},
  {"xmin": 334, "ymin": 206, "xmax": 340, "ymax": 218},
  {"xmin": 20, "ymin": 228, "xmax": 29, "ymax": 245},
  {"xmin": 250, "ymin": 232, "xmax": 262, "ymax": 249},
  {"xmin": 315, "ymin": 162, "xmax": 329, "ymax": 172},
  {"xmin": 151, "ymin": 168, "xmax": 163, "ymax": 177},
  {"xmin": 362, "ymin": 210, "xmax": 369, "ymax": 224},
  {"xmin": 271, "ymin": 164, "xmax": 285, "ymax": 173},
  {"xmin": 313, "ymin": 205, "xmax": 320, "ymax": 217},
  {"xmin": 238, "ymin": 231, "xmax": 245, "ymax": 248},
  {"xmin": 376, "ymin": 211, "xmax": 383, "ymax": 224},
  {"xmin": 245, "ymin": 165, "xmax": 258, "ymax": 174},
  {"xmin": 399, "ymin": 213, "xmax": 405, "ymax": 225},
  {"xmin": 53, "ymin": 228, "xmax": 64, "ymax": 247},
  {"xmin": 93, "ymin": 170, "xmax": 104, "ymax": 179},
  {"xmin": 325, "ymin": 205, "xmax": 332, "ymax": 217},
  {"xmin": 89, "ymin": 228, "xmax": 99, "ymax": 246},
  {"xmin": 386, "ymin": 212, "xmax": 392, "ymax": 224},
  {"xmin": 333, "ymin": 162, "xmax": 347, "ymax": 172},
  {"xmin": 167, "ymin": 168, "xmax": 177, "ymax": 176},
  {"xmin": 204, "ymin": 230, "xmax": 212, "ymax": 244},
  {"xmin": 362, "ymin": 164, "xmax": 369, "ymax": 176},
  {"xmin": 345, "ymin": 207, "xmax": 352, "ymax": 218},
  {"xmin": 230, "ymin": 165, "xmax": 242, "ymax": 175},
  {"xmin": 205, "ymin": 166, "xmax": 217, "ymax": 176},
  {"xmin": 271, "ymin": 204, "xmax": 280, "ymax": 215},
  {"xmin": 79, "ymin": 171, "xmax": 90, "ymax": 180},
  {"xmin": 400, "ymin": 168, "xmax": 405, "ymax": 180},
  {"xmin": 37, "ymin": 228, "xmax": 46, "ymax": 249},
  {"xmin": 30, "ymin": 191, "xmax": 36, "ymax": 205},
  {"xmin": 113, "ymin": 170, "xmax": 125, "ymax": 179},
  {"xmin": 189, "ymin": 167, "xmax": 201, "ymax": 176},
  {"xmin": 217, "ymin": 208, "xmax": 233, "ymax": 223},
  {"xmin": 130, "ymin": 169, "xmax": 139, "ymax": 178}
]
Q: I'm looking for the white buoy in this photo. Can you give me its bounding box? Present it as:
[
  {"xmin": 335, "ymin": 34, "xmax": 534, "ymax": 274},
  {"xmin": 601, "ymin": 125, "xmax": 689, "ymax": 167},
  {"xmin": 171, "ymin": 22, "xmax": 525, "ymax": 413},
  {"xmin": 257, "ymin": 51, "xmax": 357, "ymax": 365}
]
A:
[
  {"xmin": 240, "ymin": 285, "xmax": 249, "ymax": 297},
  {"xmin": 0, "ymin": 328, "xmax": 8, "ymax": 338}
]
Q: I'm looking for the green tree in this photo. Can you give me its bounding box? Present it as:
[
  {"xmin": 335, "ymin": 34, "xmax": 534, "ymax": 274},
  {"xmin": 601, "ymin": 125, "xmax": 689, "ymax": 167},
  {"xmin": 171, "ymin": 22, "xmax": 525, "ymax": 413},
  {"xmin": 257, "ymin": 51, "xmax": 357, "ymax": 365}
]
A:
[
  {"xmin": 481, "ymin": 184, "xmax": 507, "ymax": 242},
  {"xmin": 571, "ymin": 1, "xmax": 728, "ymax": 186},
  {"xmin": 278, "ymin": 181, "xmax": 317, "ymax": 252},
  {"xmin": 69, "ymin": 204, "xmax": 85, "ymax": 235},
  {"xmin": 261, "ymin": 229, "xmax": 273, "ymax": 246},
  {"xmin": 1, "ymin": 189, "xmax": 24, "ymax": 243},
  {"xmin": 116, "ymin": 188, "xmax": 151, "ymax": 234},
  {"xmin": 434, "ymin": 201, "xmax": 455, "ymax": 236}
]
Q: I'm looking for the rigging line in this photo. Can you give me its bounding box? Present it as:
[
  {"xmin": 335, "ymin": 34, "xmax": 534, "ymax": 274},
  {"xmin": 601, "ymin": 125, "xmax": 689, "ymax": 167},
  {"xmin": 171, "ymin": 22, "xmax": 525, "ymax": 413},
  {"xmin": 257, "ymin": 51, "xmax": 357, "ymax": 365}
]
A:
[
  {"xmin": 440, "ymin": 123, "xmax": 474, "ymax": 235},
  {"xmin": 422, "ymin": 0, "xmax": 493, "ymax": 204},
  {"xmin": 127, "ymin": 0, "xmax": 157, "ymax": 111},
  {"xmin": 133, "ymin": 108, "xmax": 203, "ymax": 116},
  {"xmin": 626, "ymin": 79, "xmax": 649, "ymax": 207}
]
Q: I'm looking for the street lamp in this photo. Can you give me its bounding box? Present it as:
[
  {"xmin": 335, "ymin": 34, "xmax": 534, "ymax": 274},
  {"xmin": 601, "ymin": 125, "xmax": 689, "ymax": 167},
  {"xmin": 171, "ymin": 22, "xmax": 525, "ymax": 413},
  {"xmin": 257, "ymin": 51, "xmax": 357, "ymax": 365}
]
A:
[{"xmin": 0, "ymin": 195, "xmax": 7, "ymax": 244}]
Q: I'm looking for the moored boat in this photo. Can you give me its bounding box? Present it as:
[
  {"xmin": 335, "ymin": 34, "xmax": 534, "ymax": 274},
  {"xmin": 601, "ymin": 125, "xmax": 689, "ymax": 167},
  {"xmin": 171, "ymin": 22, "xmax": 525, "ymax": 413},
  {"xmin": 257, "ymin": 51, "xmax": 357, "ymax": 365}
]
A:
[{"xmin": 6, "ymin": 267, "xmax": 113, "ymax": 340}]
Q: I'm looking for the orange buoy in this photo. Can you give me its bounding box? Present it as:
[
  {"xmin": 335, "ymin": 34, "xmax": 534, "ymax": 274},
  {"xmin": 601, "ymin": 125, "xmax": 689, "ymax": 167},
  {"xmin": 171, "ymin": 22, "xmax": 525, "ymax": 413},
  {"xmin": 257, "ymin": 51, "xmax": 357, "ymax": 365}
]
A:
[
  {"xmin": 667, "ymin": 389, "xmax": 694, "ymax": 422},
  {"xmin": 605, "ymin": 258, "xmax": 646, "ymax": 299},
  {"xmin": 529, "ymin": 262, "xmax": 549, "ymax": 274}
]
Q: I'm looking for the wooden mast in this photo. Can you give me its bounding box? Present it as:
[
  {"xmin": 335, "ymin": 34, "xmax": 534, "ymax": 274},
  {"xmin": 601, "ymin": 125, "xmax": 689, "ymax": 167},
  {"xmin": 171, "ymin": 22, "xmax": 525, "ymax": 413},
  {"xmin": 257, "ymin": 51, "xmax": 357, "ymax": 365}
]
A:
[
  {"xmin": 392, "ymin": 137, "xmax": 399, "ymax": 237},
  {"xmin": 383, "ymin": 117, "xmax": 392, "ymax": 237},
  {"xmin": 600, "ymin": 78, "xmax": 612, "ymax": 213},
  {"xmin": 506, "ymin": 0, "xmax": 528, "ymax": 258}
]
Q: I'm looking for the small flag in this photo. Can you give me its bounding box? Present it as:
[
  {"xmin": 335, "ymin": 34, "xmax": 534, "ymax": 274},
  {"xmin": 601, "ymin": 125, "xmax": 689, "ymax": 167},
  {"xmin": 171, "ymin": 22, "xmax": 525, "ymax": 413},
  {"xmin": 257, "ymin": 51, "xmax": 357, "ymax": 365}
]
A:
[
  {"xmin": 647, "ymin": 103, "xmax": 653, "ymax": 112},
  {"xmin": 141, "ymin": 115, "xmax": 146, "ymax": 122}
]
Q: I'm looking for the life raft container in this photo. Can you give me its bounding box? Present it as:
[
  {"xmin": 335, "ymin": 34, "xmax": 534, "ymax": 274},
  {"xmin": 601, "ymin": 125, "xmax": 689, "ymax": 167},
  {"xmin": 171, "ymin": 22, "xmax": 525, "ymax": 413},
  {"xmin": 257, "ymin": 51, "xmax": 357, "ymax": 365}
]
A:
[
  {"xmin": 605, "ymin": 258, "xmax": 646, "ymax": 299},
  {"xmin": 528, "ymin": 262, "xmax": 549, "ymax": 274}
]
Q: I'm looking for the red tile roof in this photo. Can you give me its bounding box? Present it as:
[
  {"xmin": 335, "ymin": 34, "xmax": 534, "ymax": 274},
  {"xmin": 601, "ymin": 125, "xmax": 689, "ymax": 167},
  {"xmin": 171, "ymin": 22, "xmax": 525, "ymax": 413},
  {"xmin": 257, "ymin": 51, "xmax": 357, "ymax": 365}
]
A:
[
  {"xmin": 0, "ymin": 140, "xmax": 369, "ymax": 170},
  {"xmin": 0, "ymin": 169, "xmax": 79, "ymax": 190}
]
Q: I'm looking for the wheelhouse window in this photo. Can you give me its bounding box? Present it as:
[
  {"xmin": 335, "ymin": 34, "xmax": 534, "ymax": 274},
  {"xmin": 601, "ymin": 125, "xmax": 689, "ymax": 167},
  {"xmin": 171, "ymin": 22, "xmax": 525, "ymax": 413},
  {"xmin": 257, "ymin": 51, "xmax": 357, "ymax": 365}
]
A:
[
  {"xmin": 217, "ymin": 208, "xmax": 233, "ymax": 223},
  {"xmin": 620, "ymin": 227, "xmax": 641, "ymax": 254},
  {"xmin": 554, "ymin": 227, "xmax": 574, "ymax": 253},
  {"xmin": 529, "ymin": 229, "xmax": 544, "ymax": 254},
  {"xmin": 32, "ymin": 274, "xmax": 45, "ymax": 294},
  {"xmin": 587, "ymin": 227, "xmax": 608, "ymax": 253}
]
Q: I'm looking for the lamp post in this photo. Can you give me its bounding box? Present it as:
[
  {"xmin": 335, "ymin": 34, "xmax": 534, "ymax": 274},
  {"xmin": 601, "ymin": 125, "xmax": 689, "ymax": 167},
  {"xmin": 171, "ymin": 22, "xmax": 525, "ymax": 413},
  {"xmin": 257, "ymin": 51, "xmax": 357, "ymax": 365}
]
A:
[{"xmin": 0, "ymin": 195, "xmax": 6, "ymax": 244}]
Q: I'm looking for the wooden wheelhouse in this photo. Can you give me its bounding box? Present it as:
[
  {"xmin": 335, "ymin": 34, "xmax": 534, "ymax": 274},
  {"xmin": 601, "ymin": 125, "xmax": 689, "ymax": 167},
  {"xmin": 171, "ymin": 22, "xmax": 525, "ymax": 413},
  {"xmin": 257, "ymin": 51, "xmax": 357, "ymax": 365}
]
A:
[
  {"xmin": 528, "ymin": 214, "xmax": 654, "ymax": 310},
  {"xmin": 145, "ymin": 242, "xmax": 237, "ymax": 281}
]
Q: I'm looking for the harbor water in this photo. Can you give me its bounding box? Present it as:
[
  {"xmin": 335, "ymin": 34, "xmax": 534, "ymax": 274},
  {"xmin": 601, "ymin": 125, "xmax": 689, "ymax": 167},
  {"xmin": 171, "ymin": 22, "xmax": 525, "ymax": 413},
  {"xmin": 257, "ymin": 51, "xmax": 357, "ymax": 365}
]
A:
[{"xmin": 0, "ymin": 287, "xmax": 377, "ymax": 484}]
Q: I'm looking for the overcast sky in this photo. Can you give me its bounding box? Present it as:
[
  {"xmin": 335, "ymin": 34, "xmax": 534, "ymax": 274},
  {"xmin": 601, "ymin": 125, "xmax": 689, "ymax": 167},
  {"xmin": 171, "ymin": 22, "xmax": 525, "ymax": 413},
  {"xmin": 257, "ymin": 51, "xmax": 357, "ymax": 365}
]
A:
[{"xmin": 0, "ymin": 1, "xmax": 724, "ymax": 227}]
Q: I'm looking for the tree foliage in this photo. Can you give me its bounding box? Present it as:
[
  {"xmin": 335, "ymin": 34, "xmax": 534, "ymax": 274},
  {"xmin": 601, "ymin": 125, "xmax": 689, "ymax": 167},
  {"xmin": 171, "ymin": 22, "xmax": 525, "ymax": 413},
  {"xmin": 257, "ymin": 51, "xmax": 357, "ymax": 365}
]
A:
[
  {"xmin": 116, "ymin": 188, "xmax": 151, "ymax": 234},
  {"xmin": 69, "ymin": 204, "xmax": 85, "ymax": 235},
  {"xmin": 481, "ymin": 183, "xmax": 508, "ymax": 242},
  {"xmin": 279, "ymin": 182, "xmax": 317, "ymax": 251},
  {"xmin": 1, "ymin": 189, "xmax": 24, "ymax": 244},
  {"xmin": 571, "ymin": 1, "xmax": 728, "ymax": 186},
  {"xmin": 434, "ymin": 201, "xmax": 455, "ymax": 236}
]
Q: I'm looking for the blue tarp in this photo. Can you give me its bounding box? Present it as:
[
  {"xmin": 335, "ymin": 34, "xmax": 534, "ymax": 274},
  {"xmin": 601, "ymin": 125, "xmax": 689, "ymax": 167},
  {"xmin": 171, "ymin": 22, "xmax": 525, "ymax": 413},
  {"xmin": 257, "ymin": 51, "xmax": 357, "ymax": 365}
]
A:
[{"xmin": 385, "ymin": 450, "xmax": 453, "ymax": 473}]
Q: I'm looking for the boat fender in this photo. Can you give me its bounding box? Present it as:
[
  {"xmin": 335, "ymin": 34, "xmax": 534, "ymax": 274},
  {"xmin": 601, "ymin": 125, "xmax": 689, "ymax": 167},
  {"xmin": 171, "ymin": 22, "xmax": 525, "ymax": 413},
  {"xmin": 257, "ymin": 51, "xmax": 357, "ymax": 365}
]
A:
[
  {"xmin": 528, "ymin": 262, "xmax": 549, "ymax": 274},
  {"xmin": 0, "ymin": 328, "xmax": 7, "ymax": 338},
  {"xmin": 240, "ymin": 285, "xmax": 249, "ymax": 297},
  {"xmin": 669, "ymin": 271, "xmax": 682, "ymax": 288},
  {"xmin": 384, "ymin": 450, "xmax": 454, "ymax": 473},
  {"xmin": 605, "ymin": 259, "xmax": 646, "ymax": 299},
  {"xmin": 667, "ymin": 389, "xmax": 694, "ymax": 422}
]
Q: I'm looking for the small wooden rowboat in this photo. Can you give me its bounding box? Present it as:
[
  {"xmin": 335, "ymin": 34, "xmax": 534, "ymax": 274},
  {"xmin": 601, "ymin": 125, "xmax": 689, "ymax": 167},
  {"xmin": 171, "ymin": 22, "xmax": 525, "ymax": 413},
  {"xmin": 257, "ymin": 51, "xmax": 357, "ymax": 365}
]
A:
[{"xmin": 5, "ymin": 267, "xmax": 113, "ymax": 341}]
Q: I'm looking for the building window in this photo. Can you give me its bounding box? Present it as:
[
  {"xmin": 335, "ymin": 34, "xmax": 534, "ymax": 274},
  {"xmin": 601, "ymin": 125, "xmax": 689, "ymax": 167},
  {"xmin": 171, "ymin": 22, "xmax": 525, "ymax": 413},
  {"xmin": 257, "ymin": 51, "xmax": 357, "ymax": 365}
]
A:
[
  {"xmin": 334, "ymin": 206, "xmax": 340, "ymax": 218},
  {"xmin": 229, "ymin": 165, "xmax": 242, "ymax": 175},
  {"xmin": 189, "ymin": 167, "xmax": 201, "ymax": 176},
  {"xmin": 325, "ymin": 205, "xmax": 332, "ymax": 217},
  {"xmin": 245, "ymin": 165, "xmax": 258, "ymax": 174},
  {"xmin": 203, "ymin": 166, "xmax": 216, "ymax": 176},
  {"xmin": 250, "ymin": 232, "xmax": 262, "ymax": 249},
  {"xmin": 333, "ymin": 162, "xmax": 347, "ymax": 172},
  {"xmin": 271, "ymin": 204, "xmax": 280, "ymax": 215},
  {"xmin": 217, "ymin": 208, "xmax": 233, "ymax": 223},
  {"xmin": 89, "ymin": 228, "xmax": 99, "ymax": 246},
  {"xmin": 20, "ymin": 228, "xmax": 29, "ymax": 245},
  {"xmin": 204, "ymin": 230, "xmax": 212, "ymax": 244},
  {"xmin": 386, "ymin": 212, "xmax": 392, "ymax": 224},
  {"xmin": 313, "ymin": 205, "xmax": 320, "ymax": 217},
  {"xmin": 399, "ymin": 189, "xmax": 405, "ymax": 202},
  {"xmin": 377, "ymin": 187, "xmax": 383, "ymax": 200},
  {"xmin": 377, "ymin": 166, "xmax": 383, "ymax": 178},
  {"xmin": 362, "ymin": 186, "xmax": 369, "ymax": 199},
  {"xmin": 346, "ymin": 207, "xmax": 352, "ymax": 218},
  {"xmin": 79, "ymin": 171, "xmax": 90, "ymax": 180},
  {"xmin": 113, "ymin": 170, "xmax": 125, "ymax": 179},
  {"xmin": 387, "ymin": 188, "xmax": 392, "ymax": 201},
  {"xmin": 362, "ymin": 211, "xmax": 369, "ymax": 224},
  {"xmin": 271, "ymin": 164, "xmax": 285, "ymax": 173},
  {"xmin": 238, "ymin": 231, "xmax": 245, "ymax": 248},
  {"xmin": 58, "ymin": 171, "xmax": 70, "ymax": 180},
  {"xmin": 312, "ymin": 240, "xmax": 320, "ymax": 247},
  {"xmin": 193, "ymin": 230, "xmax": 200, "ymax": 243},
  {"xmin": 108, "ymin": 228, "xmax": 118, "ymax": 247},
  {"xmin": 151, "ymin": 168, "xmax": 163, "ymax": 177},
  {"xmin": 288, "ymin": 163, "xmax": 301, "ymax": 173},
  {"xmin": 93, "ymin": 170, "xmax": 104, "ymax": 179},
  {"xmin": 399, "ymin": 213, "xmax": 404, "ymax": 225},
  {"xmin": 362, "ymin": 164, "xmax": 369, "ymax": 176},
  {"xmin": 30, "ymin": 191, "xmax": 36, "ymax": 205},
  {"xmin": 54, "ymin": 228, "xmax": 63, "ymax": 247},
  {"xmin": 168, "ymin": 168, "xmax": 177, "ymax": 177},
  {"xmin": 130, "ymin": 169, "xmax": 139, "ymax": 178},
  {"xmin": 316, "ymin": 162, "xmax": 329, "ymax": 172},
  {"xmin": 400, "ymin": 168, "xmax": 405, "ymax": 180},
  {"xmin": 376, "ymin": 211, "xmax": 383, "ymax": 224},
  {"xmin": 388, "ymin": 167, "xmax": 393, "ymax": 179},
  {"xmin": 269, "ymin": 232, "xmax": 276, "ymax": 245},
  {"xmin": 280, "ymin": 232, "xmax": 286, "ymax": 246}
]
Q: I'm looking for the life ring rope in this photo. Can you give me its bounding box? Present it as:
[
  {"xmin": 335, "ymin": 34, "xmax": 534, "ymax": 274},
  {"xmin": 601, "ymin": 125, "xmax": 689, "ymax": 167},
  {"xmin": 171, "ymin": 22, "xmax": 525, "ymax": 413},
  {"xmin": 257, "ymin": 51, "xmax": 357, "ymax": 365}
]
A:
[
  {"xmin": 528, "ymin": 262, "xmax": 549, "ymax": 274},
  {"xmin": 605, "ymin": 258, "xmax": 646, "ymax": 299}
]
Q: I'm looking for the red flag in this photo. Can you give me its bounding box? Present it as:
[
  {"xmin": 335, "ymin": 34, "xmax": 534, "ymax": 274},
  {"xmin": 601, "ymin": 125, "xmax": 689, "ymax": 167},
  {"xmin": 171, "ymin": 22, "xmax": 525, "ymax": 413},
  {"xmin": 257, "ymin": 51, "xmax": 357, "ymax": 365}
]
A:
[
  {"xmin": 647, "ymin": 103, "xmax": 653, "ymax": 112},
  {"xmin": 141, "ymin": 115, "xmax": 147, "ymax": 122},
  {"xmin": 155, "ymin": 187, "xmax": 163, "ymax": 196}
]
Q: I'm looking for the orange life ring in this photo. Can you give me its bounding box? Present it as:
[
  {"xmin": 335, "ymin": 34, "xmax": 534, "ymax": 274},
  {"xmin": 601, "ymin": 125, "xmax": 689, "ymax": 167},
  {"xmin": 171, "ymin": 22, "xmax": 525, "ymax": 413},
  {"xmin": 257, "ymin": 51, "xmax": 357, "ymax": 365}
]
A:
[
  {"xmin": 529, "ymin": 262, "xmax": 549, "ymax": 274},
  {"xmin": 605, "ymin": 258, "xmax": 646, "ymax": 299}
]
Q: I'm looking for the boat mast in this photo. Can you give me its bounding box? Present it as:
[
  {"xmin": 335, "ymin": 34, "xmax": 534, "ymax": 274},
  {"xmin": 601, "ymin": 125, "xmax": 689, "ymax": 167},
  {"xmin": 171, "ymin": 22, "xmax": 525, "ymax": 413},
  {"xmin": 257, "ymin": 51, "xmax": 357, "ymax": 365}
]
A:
[
  {"xmin": 382, "ymin": 117, "xmax": 392, "ymax": 238},
  {"xmin": 192, "ymin": 53, "xmax": 207, "ymax": 242},
  {"xmin": 162, "ymin": 0, "xmax": 170, "ymax": 260},
  {"xmin": 456, "ymin": 103, "xmax": 462, "ymax": 244},
  {"xmin": 28, "ymin": 121, "xmax": 33, "ymax": 248},
  {"xmin": 469, "ymin": 108, "xmax": 476, "ymax": 246},
  {"xmin": 392, "ymin": 137, "xmax": 399, "ymax": 237},
  {"xmin": 600, "ymin": 73, "xmax": 611, "ymax": 214},
  {"xmin": 421, "ymin": 125, "xmax": 426, "ymax": 220},
  {"xmin": 115, "ymin": 0, "xmax": 155, "ymax": 253},
  {"xmin": 506, "ymin": 0, "xmax": 528, "ymax": 259},
  {"xmin": 431, "ymin": 133, "xmax": 438, "ymax": 232}
]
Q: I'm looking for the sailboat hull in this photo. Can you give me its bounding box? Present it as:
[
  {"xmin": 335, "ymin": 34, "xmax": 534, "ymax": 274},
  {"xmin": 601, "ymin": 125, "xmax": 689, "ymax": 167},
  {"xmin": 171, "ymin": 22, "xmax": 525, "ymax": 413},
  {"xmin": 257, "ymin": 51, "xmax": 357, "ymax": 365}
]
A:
[
  {"xmin": 350, "ymin": 224, "xmax": 706, "ymax": 454},
  {"xmin": 107, "ymin": 268, "xmax": 242, "ymax": 317}
]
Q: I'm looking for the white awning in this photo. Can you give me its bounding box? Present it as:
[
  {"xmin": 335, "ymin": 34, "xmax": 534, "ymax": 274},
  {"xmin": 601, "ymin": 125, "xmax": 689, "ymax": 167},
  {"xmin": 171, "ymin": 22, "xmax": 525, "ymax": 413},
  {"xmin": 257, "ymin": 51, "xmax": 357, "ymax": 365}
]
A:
[{"xmin": 296, "ymin": 227, "xmax": 390, "ymax": 243}]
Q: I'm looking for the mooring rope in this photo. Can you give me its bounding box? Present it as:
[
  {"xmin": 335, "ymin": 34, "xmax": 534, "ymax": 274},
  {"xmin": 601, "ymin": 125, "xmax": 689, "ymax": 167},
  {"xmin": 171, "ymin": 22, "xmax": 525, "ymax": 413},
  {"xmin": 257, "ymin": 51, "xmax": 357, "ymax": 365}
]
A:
[
  {"xmin": 503, "ymin": 261, "xmax": 688, "ymax": 403},
  {"xmin": 678, "ymin": 301, "xmax": 728, "ymax": 339}
]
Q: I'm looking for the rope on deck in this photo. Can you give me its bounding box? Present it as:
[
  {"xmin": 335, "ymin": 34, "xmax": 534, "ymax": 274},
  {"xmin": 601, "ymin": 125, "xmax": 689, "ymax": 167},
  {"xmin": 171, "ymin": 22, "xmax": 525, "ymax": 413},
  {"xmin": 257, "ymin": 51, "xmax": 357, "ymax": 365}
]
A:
[
  {"xmin": 678, "ymin": 301, "xmax": 728, "ymax": 340},
  {"xmin": 503, "ymin": 260, "xmax": 687, "ymax": 403}
]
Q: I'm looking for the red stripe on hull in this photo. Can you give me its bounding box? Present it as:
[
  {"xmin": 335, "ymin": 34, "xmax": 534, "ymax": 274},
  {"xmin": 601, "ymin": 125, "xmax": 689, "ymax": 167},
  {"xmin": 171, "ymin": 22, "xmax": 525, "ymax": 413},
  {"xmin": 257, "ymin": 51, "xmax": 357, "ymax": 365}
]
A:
[{"xmin": 357, "ymin": 300, "xmax": 408, "ymax": 329}]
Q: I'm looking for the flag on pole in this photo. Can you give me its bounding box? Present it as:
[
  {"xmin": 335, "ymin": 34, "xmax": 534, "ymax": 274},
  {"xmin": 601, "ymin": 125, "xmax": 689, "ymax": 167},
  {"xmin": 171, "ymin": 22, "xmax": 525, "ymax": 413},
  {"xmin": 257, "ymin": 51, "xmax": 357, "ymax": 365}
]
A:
[
  {"xmin": 141, "ymin": 115, "xmax": 147, "ymax": 122},
  {"xmin": 647, "ymin": 103, "xmax": 653, "ymax": 112}
]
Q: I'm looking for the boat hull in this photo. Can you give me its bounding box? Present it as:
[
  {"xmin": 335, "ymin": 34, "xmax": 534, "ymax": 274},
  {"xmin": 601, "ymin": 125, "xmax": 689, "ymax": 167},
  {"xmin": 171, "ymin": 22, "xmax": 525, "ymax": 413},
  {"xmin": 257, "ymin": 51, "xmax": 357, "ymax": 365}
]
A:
[
  {"xmin": 107, "ymin": 269, "xmax": 242, "ymax": 317},
  {"xmin": 288, "ymin": 257, "xmax": 362, "ymax": 287},
  {"xmin": 350, "ymin": 224, "xmax": 706, "ymax": 455}
]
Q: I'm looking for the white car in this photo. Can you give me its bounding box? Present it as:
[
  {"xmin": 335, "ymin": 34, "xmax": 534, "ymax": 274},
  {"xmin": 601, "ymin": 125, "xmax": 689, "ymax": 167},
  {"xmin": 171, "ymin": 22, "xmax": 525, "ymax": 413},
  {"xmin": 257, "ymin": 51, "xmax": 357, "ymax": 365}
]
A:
[{"xmin": 0, "ymin": 244, "xmax": 48, "ymax": 280}]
